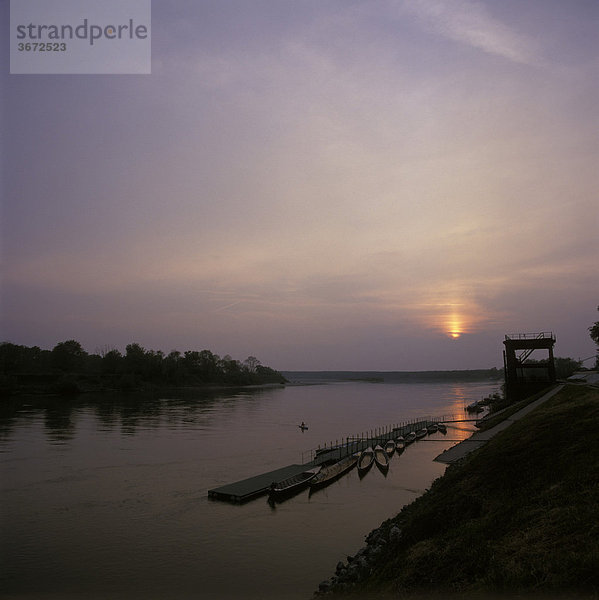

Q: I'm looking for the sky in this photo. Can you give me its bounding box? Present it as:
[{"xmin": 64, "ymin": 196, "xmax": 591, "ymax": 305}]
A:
[{"xmin": 1, "ymin": 0, "xmax": 598, "ymax": 371}]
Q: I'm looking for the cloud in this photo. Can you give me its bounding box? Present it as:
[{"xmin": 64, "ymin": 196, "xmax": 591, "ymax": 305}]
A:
[
  {"xmin": 3, "ymin": 1, "xmax": 596, "ymax": 368},
  {"xmin": 396, "ymin": 0, "xmax": 540, "ymax": 66}
]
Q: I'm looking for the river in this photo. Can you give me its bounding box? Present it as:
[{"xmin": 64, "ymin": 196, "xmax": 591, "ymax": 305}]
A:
[{"xmin": 1, "ymin": 377, "xmax": 500, "ymax": 599}]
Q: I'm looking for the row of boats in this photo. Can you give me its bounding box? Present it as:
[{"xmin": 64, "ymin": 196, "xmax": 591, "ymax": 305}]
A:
[{"xmin": 268, "ymin": 422, "xmax": 447, "ymax": 502}]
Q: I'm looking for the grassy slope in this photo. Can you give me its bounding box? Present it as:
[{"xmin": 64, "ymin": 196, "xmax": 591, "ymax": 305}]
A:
[
  {"xmin": 475, "ymin": 386, "xmax": 556, "ymax": 432},
  {"xmin": 335, "ymin": 384, "xmax": 599, "ymax": 598}
]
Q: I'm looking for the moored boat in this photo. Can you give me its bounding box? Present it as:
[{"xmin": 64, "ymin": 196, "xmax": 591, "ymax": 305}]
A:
[
  {"xmin": 395, "ymin": 436, "xmax": 405, "ymax": 452},
  {"xmin": 437, "ymin": 422, "xmax": 447, "ymax": 434},
  {"xmin": 384, "ymin": 439, "xmax": 396, "ymax": 457},
  {"xmin": 310, "ymin": 453, "xmax": 360, "ymax": 489},
  {"xmin": 415, "ymin": 428, "xmax": 428, "ymax": 439},
  {"xmin": 374, "ymin": 444, "xmax": 389, "ymax": 471},
  {"xmin": 268, "ymin": 467, "xmax": 320, "ymax": 501},
  {"xmin": 404, "ymin": 431, "xmax": 417, "ymax": 444},
  {"xmin": 427, "ymin": 423, "xmax": 438, "ymax": 433},
  {"xmin": 357, "ymin": 446, "xmax": 374, "ymax": 474}
]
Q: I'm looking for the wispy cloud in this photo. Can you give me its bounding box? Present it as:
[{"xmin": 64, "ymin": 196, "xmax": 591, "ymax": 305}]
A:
[
  {"xmin": 397, "ymin": 0, "xmax": 540, "ymax": 66},
  {"xmin": 213, "ymin": 300, "xmax": 244, "ymax": 313}
]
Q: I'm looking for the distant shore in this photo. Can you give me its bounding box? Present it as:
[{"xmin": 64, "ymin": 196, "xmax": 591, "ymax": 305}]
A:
[
  {"xmin": 282, "ymin": 368, "xmax": 503, "ymax": 385},
  {"xmin": 2, "ymin": 367, "xmax": 504, "ymax": 398}
]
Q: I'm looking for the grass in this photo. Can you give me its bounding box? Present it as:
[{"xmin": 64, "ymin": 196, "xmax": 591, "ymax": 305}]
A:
[
  {"xmin": 329, "ymin": 384, "xmax": 599, "ymax": 599},
  {"xmin": 476, "ymin": 386, "xmax": 556, "ymax": 432}
]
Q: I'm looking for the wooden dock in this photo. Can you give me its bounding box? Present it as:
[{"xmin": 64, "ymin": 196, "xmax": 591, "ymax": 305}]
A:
[
  {"xmin": 208, "ymin": 415, "xmax": 479, "ymax": 503},
  {"xmin": 208, "ymin": 463, "xmax": 316, "ymax": 503}
]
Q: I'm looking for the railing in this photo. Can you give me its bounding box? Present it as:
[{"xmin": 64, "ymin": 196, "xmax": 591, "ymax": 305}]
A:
[
  {"xmin": 301, "ymin": 413, "xmax": 477, "ymax": 464},
  {"xmin": 505, "ymin": 332, "xmax": 555, "ymax": 341},
  {"xmin": 504, "ymin": 332, "xmax": 556, "ymax": 363}
]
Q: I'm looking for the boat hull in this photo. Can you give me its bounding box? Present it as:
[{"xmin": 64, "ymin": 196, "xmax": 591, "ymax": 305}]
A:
[
  {"xmin": 374, "ymin": 445, "xmax": 389, "ymax": 471},
  {"xmin": 384, "ymin": 440, "xmax": 396, "ymax": 457},
  {"xmin": 357, "ymin": 447, "xmax": 374, "ymax": 474},
  {"xmin": 268, "ymin": 467, "xmax": 320, "ymax": 501},
  {"xmin": 404, "ymin": 432, "xmax": 416, "ymax": 444},
  {"xmin": 310, "ymin": 453, "xmax": 360, "ymax": 489}
]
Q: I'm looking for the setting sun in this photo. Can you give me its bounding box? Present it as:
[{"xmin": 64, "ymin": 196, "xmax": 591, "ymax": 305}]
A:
[
  {"xmin": 419, "ymin": 302, "xmax": 472, "ymax": 340},
  {"xmin": 447, "ymin": 313, "xmax": 464, "ymax": 339}
]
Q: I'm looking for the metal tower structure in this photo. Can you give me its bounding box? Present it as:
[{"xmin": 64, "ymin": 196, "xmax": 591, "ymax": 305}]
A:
[{"xmin": 503, "ymin": 332, "xmax": 556, "ymax": 401}]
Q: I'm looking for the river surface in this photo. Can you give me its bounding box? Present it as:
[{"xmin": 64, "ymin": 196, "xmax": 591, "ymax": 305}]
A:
[{"xmin": 1, "ymin": 378, "xmax": 500, "ymax": 599}]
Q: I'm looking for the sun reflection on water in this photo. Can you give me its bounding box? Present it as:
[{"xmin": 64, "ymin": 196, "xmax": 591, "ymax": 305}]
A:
[{"xmin": 443, "ymin": 384, "xmax": 473, "ymax": 439}]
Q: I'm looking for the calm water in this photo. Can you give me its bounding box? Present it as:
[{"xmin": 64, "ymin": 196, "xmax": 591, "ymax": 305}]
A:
[{"xmin": 1, "ymin": 379, "xmax": 499, "ymax": 599}]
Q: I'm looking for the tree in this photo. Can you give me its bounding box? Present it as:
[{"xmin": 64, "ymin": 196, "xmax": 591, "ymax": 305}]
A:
[
  {"xmin": 2, "ymin": 339, "xmax": 285, "ymax": 394},
  {"xmin": 0, "ymin": 343, "xmax": 42, "ymax": 374},
  {"xmin": 164, "ymin": 351, "xmax": 182, "ymax": 384},
  {"xmin": 219, "ymin": 355, "xmax": 243, "ymax": 382},
  {"xmin": 102, "ymin": 349, "xmax": 123, "ymax": 375},
  {"xmin": 145, "ymin": 349, "xmax": 165, "ymax": 380},
  {"xmin": 198, "ymin": 350, "xmax": 220, "ymax": 380},
  {"xmin": 51, "ymin": 340, "xmax": 87, "ymax": 372},
  {"xmin": 96, "ymin": 344, "xmax": 116, "ymax": 358},
  {"xmin": 590, "ymin": 305, "xmax": 599, "ymax": 368},
  {"xmin": 125, "ymin": 343, "xmax": 147, "ymax": 376},
  {"xmin": 255, "ymin": 365, "xmax": 287, "ymax": 384},
  {"xmin": 554, "ymin": 357, "xmax": 582, "ymax": 380},
  {"xmin": 244, "ymin": 356, "xmax": 261, "ymax": 373}
]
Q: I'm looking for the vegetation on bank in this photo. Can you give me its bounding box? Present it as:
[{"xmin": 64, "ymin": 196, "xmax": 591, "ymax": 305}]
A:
[
  {"xmin": 320, "ymin": 384, "xmax": 599, "ymax": 599},
  {"xmin": 589, "ymin": 305, "xmax": 599, "ymax": 369},
  {"xmin": 475, "ymin": 386, "xmax": 557, "ymax": 432},
  {"xmin": 0, "ymin": 340, "xmax": 287, "ymax": 396}
]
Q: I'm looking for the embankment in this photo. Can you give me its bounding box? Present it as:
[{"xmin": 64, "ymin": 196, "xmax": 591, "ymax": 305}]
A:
[{"xmin": 315, "ymin": 384, "xmax": 599, "ymax": 599}]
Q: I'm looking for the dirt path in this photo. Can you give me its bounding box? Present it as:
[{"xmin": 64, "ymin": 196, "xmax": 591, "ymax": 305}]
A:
[{"xmin": 434, "ymin": 384, "xmax": 564, "ymax": 464}]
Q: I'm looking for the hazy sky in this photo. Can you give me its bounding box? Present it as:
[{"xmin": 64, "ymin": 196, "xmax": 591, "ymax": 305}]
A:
[{"xmin": 2, "ymin": 0, "xmax": 598, "ymax": 370}]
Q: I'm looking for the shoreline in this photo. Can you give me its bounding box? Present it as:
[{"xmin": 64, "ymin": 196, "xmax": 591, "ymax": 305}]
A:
[
  {"xmin": 3, "ymin": 368, "xmax": 504, "ymax": 399},
  {"xmin": 433, "ymin": 384, "xmax": 563, "ymax": 464},
  {"xmin": 1, "ymin": 381, "xmax": 287, "ymax": 401},
  {"xmin": 314, "ymin": 383, "xmax": 599, "ymax": 598}
]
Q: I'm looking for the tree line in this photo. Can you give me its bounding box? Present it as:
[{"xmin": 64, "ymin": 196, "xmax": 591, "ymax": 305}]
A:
[
  {"xmin": 590, "ymin": 306, "xmax": 599, "ymax": 368},
  {"xmin": 522, "ymin": 356, "xmax": 583, "ymax": 380},
  {"xmin": 0, "ymin": 340, "xmax": 287, "ymax": 395}
]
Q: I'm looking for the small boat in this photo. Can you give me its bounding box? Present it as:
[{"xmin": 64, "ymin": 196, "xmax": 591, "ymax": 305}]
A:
[
  {"xmin": 384, "ymin": 439, "xmax": 396, "ymax": 457},
  {"xmin": 465, "ymin": 402, "xmax": 484, "ymax": 413},
  {"xmin": 404, "ymin": 431, "xmax": 416, "ymax": 444},
  {"xmin": 437, "ymin": 423, "xmax": 447, "ymax": 434},
  {"xmin": 395, "ymin": 436, "xmax": 405, "ymax": 452},
  {"xmin": 357, "ymin": 446, "xmax": 374, "ymax": 474},
  {"xmin": 298, "ymin": 422, "xmax": 308, "ymax": 431},
  {"xmin": 268, "ymin": 467, "xmax": 320, "ymax": 501},
  {"xmin": 374, "ymin": 445, "xmax": 389, "ymax": 471},
  {"xmin": 415, "ymin": 428, "xmax": 428, "ymax": 439},
  {"xmin": 310, "ymin": 453, "xmax": 360, "ymax": 489},
  {"xmin": 427, "ymin": 423, "xmax": 438, "ymax": 434}
]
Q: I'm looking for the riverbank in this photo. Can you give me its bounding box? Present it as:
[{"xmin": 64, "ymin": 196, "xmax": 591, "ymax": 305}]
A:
[
  {"xmin": 315, "ymin": 383, "xmax": 599, "ymax": 598},
  {"xmin": 0, "ymin": 341, "xmax": 288, "ymax": 398}
]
